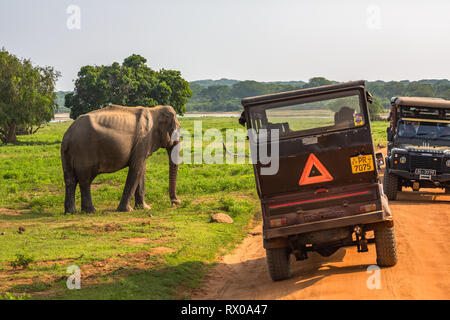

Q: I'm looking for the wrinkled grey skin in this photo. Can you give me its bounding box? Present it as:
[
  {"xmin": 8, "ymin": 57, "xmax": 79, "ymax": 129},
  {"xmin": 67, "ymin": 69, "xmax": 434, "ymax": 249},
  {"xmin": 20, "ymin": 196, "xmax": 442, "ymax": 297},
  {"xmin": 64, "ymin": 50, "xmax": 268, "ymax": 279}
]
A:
[{"xmin": 61, "ymin": 105, "xmax": 181, "ymax": 213}]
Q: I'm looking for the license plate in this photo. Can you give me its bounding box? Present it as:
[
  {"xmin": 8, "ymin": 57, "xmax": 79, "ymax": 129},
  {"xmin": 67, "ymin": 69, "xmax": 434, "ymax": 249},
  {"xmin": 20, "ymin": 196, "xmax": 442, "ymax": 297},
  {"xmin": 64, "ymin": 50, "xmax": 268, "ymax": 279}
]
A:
[
  {"xmin": 350, "ymin": 154, "xmax": 374, "ymax": 174},
  {"xmin": 415, "ymin": 168, "xmax": 436, "ymax": 176}
]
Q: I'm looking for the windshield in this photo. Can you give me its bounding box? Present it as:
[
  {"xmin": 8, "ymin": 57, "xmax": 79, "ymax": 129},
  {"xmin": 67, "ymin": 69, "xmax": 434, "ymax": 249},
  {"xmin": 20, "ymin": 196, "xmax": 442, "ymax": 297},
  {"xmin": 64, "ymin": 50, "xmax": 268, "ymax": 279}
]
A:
[
  {"xmin": 397, "ymin": 119, "xmax": 450, "ymax": 140},
  {"xmin": 248, "ymin": 90, "xmax": 365, "ymax": 138}
]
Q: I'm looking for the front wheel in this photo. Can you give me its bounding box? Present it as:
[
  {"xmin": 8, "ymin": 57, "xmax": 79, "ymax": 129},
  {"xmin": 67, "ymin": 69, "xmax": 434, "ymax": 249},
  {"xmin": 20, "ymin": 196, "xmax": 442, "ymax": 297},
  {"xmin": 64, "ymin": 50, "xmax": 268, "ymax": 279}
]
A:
[
  {"xmin": 383, "ymin": 170, "xmax": 399, "ymax": 200},
  {"xmin": 266, "ymin": 247, "xmax": 291, "ymax": 281},
  {"xmin": 374, "ymin": 225, "xmax": 398, "ymax": 267}
]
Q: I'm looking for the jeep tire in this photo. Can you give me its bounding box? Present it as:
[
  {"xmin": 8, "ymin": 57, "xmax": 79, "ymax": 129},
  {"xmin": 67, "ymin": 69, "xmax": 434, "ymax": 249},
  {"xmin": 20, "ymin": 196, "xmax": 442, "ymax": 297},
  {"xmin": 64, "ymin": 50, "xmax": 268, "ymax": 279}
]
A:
[
  {"xmin": 383, "ymin": 171, "xmax": 399, "ymax": 200},
  {"xmin": 374, "ymin": 225, "xmax": 398, "ymax": 267},
  {"xmin": 266, "ymin": 247, "xmax": 291, "ymax": 281}
]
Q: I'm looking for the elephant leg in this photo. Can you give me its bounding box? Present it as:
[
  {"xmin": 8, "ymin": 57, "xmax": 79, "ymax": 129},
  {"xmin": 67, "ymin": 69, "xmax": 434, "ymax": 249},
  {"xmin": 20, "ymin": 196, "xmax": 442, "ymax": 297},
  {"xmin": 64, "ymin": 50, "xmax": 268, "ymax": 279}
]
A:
[
  {"xmin": 80, "ymin": 182, "xmax": 95, "ymax": 213},
  {"xmin": 78, "ymin": 170, "xmax": 96, "ymax": 213},
  {"xmin": 117, "ymin": 162, "xmax": 143, "ymax": 212},
  {"xmin": 134, "ymin": 166, "xmax": 151, "ymax": 210},
  {"xmin": 64, "ymin": 171, "xmax": 78, "ymax": 214}
]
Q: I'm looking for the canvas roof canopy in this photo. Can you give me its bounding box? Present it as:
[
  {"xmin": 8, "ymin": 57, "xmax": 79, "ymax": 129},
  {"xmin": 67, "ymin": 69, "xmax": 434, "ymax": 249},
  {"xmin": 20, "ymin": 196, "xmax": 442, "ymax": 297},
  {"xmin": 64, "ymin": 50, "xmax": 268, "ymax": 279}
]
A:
[{"xmin": 393, "ymin": 97, "xmax": 450, "ymax": 109}]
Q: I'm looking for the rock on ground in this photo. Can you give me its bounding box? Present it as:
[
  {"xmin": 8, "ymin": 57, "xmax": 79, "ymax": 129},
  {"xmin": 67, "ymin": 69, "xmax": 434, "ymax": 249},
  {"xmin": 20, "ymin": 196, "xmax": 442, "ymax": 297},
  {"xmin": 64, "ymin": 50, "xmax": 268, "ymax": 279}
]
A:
[{"xmin": 210, "ymin": 213, "xmax": 233, "ymax": 224}]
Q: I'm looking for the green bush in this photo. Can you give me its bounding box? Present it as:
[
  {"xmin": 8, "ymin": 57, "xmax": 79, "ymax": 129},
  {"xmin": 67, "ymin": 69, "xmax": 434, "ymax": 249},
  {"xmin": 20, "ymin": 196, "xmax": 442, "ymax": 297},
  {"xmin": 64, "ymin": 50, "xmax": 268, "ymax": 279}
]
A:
[{"xmin": 10, "ymin": 254, "xmax": 34, "ymax": 269}]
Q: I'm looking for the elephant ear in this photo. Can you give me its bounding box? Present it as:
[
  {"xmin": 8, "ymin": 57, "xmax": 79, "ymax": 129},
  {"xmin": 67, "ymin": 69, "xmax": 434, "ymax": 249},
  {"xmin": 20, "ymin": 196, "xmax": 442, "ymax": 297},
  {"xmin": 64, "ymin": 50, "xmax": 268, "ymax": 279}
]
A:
[{"xmin": 159, "ymin": 106, "xmax": 180, "ymax": 146}]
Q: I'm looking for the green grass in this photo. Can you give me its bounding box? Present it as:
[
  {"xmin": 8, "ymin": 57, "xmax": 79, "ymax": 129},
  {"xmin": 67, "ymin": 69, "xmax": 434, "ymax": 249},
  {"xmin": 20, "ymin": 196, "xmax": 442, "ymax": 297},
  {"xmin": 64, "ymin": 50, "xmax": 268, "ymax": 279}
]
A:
[
  {"xmin": 370, "ymin": 120, "xmax": 389, "ymax": 146},
  {"xmin": 0, "ymin": 117, "xmax": 389, "ymax": 299}
]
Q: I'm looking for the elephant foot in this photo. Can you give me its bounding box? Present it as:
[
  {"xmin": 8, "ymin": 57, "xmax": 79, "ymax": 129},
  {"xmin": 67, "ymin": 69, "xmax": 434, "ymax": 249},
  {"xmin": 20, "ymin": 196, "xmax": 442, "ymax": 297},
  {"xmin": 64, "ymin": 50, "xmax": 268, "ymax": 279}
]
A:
[
  {"xmin": 81, "ymin": 206, "xmax": 96, "ymax": 214},
  {"xmin": 171, "ymin": 198, "xmax": 181, "ymax": 206},
  {"xmin": 64, "ymin": 206, "xmax": 76, "ymax": 215},
  {"xmin": 135, "ymin": 202, "xmax": 152, "ymax": 210},
  {"xmin": 117, "ymin": 204, "xmax": 134, "ymax": 212}
]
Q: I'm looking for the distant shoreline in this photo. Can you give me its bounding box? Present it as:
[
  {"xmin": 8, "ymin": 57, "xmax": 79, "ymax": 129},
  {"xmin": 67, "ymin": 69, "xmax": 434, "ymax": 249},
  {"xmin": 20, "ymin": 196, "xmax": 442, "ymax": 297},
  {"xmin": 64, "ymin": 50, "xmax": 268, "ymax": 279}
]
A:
[
  {"xmin": 51, "ymin": 112, "xmax": 242, "ymax": 122},
  {"xmin": 52, "ymin": 111, "xmax": 388, "ymax": 122}
]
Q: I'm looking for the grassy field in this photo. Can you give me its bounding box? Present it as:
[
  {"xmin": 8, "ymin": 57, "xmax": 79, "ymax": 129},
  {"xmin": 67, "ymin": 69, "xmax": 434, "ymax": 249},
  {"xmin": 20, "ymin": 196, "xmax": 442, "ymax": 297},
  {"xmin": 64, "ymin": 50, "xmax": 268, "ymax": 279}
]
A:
[{"xmin": 0, "ymin": 117, "xmax": 388, "ymax": 300}]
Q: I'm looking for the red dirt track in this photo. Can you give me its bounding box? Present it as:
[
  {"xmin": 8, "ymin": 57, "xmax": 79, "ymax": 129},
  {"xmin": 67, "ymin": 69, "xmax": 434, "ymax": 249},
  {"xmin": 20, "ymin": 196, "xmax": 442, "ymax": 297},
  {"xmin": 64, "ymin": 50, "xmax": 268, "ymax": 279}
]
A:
[{"xmin": 193, "ymin": 189, "xmax": 450, "ymax": 300}]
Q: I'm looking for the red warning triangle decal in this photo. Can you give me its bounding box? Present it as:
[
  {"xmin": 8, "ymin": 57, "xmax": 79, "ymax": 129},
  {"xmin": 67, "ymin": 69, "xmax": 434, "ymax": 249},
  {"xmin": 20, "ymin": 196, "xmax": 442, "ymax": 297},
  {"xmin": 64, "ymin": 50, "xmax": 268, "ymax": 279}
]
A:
[{"xmin": 299, "ymin": 153, "xmax": 334, "ymax": 186}]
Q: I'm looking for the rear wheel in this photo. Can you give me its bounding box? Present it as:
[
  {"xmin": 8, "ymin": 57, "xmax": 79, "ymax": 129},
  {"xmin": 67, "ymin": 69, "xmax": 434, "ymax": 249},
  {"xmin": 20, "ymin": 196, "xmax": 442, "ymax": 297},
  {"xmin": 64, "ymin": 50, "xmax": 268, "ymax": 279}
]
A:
[
  {"xmin": 383, "ymin": 171, "xmax": 399, "ymax": 200},
  {"xmin": 374, "ymin": 225, "xmax": 398, "ymax": 267},
  {"xmin": 266, "ymin": 247, "xmax": 291, "ymax": 281}
]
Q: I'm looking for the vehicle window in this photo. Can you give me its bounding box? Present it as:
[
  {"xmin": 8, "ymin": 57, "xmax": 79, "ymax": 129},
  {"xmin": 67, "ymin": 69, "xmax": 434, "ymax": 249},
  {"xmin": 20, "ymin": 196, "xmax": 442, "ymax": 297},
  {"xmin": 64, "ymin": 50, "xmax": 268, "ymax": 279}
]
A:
[
  {"xmin": 400, "ymin": 106, "xmax": 449, "ymax": 120},
  {"xmin": 398, "ymin": 120, "xmax": 450, "ymax": 140},
  {"xmin": 401, "ymin": 106, "xmax": 440, "ymax": 118},
  {"xmin": 249, "ymin": 93, "xmax": 364, "ymax": 137}
]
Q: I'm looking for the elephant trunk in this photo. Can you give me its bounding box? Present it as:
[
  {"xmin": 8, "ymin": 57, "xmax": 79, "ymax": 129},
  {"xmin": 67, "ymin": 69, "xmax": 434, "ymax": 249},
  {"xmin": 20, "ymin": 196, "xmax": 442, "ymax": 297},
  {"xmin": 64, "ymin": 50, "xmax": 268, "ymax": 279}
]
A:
[{"xmin": 167, "ymin": 142, "xmax": 181, "ymax": 206}]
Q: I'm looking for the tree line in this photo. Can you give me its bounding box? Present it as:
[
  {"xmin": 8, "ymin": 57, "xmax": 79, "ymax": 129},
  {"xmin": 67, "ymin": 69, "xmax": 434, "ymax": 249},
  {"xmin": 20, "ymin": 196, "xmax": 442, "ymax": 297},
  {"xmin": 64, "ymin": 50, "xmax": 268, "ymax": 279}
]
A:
[{"xmin": 186, "ymin": 77, "xmax": 450, "ymax": 114}]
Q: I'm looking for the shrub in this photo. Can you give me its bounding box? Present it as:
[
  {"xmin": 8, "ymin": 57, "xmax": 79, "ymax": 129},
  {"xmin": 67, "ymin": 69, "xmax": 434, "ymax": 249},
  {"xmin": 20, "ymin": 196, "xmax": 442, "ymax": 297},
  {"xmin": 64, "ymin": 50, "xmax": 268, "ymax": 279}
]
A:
[{"xmin": 10, "ymin": 254, "xmax": 34, "ymax": 269}]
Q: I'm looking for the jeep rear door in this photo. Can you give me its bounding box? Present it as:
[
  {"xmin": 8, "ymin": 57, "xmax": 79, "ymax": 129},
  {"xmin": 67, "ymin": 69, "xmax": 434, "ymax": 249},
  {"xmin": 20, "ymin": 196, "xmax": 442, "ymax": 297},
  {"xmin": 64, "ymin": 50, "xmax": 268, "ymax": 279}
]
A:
[{"xmin": 244, "ymin": 83, "xmax": 381, "ymax": 221}]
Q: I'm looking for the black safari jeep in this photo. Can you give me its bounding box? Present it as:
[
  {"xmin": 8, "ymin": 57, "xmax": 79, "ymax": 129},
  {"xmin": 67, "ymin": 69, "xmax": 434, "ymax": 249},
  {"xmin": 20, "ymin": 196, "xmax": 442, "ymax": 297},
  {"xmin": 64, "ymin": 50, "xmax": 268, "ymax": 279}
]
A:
[
  {"xmin": 384, "ymin": 97, "xmax": 450, "ymax": 200},
  {"xmin": 240, "ymin": 80, "xmax": 397, "ymax": 281}
]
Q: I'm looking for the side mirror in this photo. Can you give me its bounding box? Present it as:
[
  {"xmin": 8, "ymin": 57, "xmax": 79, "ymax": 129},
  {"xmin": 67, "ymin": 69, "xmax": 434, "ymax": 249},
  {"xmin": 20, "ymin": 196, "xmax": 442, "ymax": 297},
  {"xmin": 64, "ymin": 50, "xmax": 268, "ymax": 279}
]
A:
[
  {"xmin": 366, "ymin": 91, "xmax": 373, "ymax": 104},
  {"xmin": 375, "ymin": 152, "xmax": 384, "ymax": 168},
  {"xmin": 238, "ymin": 111, "xmax": 246, "ymax": 127}
]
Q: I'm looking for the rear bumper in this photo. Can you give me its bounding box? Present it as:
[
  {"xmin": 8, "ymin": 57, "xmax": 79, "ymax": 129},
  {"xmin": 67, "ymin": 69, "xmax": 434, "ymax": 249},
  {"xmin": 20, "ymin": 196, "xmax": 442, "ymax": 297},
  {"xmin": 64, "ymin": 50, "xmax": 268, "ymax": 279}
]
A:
[
  {"xmin": 263, "ymin": 210, "xmax": 387, "ymax": 240},
  {"xmin": 389, "ymin": 169, "xmax": 450, "ymax": 183}
]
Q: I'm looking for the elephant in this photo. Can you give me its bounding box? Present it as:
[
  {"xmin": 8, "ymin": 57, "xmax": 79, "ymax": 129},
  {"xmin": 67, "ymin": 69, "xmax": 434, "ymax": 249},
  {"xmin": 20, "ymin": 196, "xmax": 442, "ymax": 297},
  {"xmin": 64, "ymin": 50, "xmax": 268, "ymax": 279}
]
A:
[{"xmin": 61, "ymin": 104, "xmax": 181, "ymax": 213}]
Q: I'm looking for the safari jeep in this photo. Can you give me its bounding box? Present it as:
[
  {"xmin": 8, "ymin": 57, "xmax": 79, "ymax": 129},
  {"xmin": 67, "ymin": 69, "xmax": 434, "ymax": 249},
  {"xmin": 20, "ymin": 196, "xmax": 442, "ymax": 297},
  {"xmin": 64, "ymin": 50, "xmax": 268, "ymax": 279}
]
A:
[
  {"xmin": 384, "ymin": 97, "xmax": 450, "ymax": 200},
  {"xmin": 240, "ymin": 80, "xmax": 397, "ymax": 281}
]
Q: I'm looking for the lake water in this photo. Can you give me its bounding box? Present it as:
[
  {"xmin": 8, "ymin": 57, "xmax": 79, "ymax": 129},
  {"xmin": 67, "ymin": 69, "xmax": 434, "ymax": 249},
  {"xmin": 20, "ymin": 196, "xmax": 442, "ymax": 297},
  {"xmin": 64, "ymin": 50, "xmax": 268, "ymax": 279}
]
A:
[
  {"xmin": 50, "ymin": 112, "xmax": 242, "ymax": 122},
  {"xmin": 181, "ymin": 113, "xmax": 240, "ymax": 118}
]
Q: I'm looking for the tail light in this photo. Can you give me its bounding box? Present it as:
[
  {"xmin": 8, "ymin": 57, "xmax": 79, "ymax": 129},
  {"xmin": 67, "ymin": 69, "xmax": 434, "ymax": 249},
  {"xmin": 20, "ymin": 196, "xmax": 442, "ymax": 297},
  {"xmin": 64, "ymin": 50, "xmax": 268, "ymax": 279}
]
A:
[
  {"xmin": 360, "ymin": 203, "xmax": 377, "ymax": 213},
  {"xmin": 270, "ymin": 217, "xmax": 287, "ymax": 227}
]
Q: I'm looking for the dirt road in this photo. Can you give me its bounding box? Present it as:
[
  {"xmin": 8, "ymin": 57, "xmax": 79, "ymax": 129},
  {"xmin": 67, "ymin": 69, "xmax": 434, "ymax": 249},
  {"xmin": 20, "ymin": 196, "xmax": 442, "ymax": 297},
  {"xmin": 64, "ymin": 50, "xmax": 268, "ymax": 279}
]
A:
[{"xmin": 192, "ymin": 189, "xmax": 450, "ymax": 300}]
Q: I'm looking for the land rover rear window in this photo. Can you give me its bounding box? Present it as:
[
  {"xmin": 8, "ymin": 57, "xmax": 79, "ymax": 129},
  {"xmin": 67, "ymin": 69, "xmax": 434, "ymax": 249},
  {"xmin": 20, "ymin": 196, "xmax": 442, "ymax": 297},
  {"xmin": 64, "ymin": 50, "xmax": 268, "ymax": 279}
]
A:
[
  {"xmin": 401, "ymin": 106, "xmax": 449, "ymax": 120},
  {"xmin": 248, "ymin": 90, "xmax": 365, "ymax": 138}
]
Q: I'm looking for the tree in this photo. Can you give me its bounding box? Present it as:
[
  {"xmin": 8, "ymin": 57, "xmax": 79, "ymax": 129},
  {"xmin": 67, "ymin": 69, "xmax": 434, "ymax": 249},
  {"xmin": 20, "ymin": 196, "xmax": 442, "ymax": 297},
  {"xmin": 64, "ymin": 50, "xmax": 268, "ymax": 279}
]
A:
[
  {"xmin": 65, "ymin": 55, "xmax": 192, "ymax": 119},
  {"xmin": 157, "ymin": 69, "xmax": 192, "ymax": 115},
  {"xmin": 368, "ymin": 97, "xmax": 385, "ymax": 121},
  {"xmin": 382, "ymin": 81, "xmax": 406, "ymax": 98},
  {"xmin": 302, "ymin": 77, "xmax": 335, "ymax": 89},
  {"xmin": 231, "ymin": 81, "xmax": 267, "ymax": 98},
  {"xmin": 441, "ymin": 88, "xmax": 450, "ymax": 100},
  {"xmin": 0, "ymin": 49, "xmax": 60, "ymax": 144},
  {"xmin": 405, "ymin": 82, "xmax": 434, "ymax": 97}
]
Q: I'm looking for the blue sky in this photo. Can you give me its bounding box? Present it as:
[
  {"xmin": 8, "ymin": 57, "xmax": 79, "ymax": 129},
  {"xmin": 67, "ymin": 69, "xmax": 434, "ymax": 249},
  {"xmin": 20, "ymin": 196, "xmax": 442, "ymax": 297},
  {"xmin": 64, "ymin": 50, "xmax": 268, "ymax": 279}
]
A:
[{"xmin": 1, "ymin": 0, "xmax": 449, "ymax": 91}]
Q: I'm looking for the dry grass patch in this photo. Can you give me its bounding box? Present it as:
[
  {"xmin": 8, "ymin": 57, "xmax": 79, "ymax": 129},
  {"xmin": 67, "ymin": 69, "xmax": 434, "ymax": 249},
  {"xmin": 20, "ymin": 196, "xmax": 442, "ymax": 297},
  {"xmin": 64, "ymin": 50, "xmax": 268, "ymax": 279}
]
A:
[
  {"xmin": 120, "ymin": 237, "xmax": 150, "ymax": 245},
  {"xmin": 149, "ymin": 247, "xmax": 176, "ymax": 254},
  {"xmin": 0, "ymin": 208, "xmax": 24, "ymax": 216},
  {"xmin": 191, "ymin": 198, "xmax": 216, "ymax": 205}
]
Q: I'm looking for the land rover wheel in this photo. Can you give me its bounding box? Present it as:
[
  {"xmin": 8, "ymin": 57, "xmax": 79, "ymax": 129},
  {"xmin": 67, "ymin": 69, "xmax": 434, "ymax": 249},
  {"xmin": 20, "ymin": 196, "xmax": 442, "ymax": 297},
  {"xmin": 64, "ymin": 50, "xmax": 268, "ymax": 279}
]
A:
[
  {"xmin": 266, "ymin": 247, "xmax": 291, "ymax": 281},
  {"xmin": 383, "ymin": 171, "xmax": 398, "ymax": 200},
  {"xmin": 374, "ymin": 225, "xmax": 398, "ymax": 267}
]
